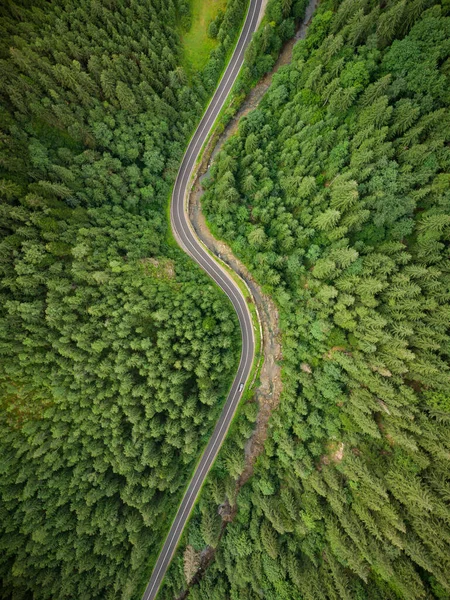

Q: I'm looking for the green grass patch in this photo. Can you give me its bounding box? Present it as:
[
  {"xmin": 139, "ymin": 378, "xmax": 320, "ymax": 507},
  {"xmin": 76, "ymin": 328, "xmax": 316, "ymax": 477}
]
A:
[{"xmin": 182, "ymin": 0, "xmax": 227, "ymax": 72}]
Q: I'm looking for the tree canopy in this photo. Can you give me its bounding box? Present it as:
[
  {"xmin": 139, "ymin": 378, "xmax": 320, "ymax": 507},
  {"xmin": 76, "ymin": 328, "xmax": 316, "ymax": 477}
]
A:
[{"xmin": 0, "ymin": 0, "xmax": 246, "ymax": 598}]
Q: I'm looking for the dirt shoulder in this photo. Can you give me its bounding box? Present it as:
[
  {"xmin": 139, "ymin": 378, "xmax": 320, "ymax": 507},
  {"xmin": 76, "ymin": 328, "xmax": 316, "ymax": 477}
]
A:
[{"xmin": 190, "ymin": 196, "xmax": 283, "ymax": 486}]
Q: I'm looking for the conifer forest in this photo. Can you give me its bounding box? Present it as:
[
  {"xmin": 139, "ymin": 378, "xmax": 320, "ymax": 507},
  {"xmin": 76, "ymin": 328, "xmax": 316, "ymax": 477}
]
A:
[{"xmin": 1, "ymin": 1, "xmax": 449, "ymax": 600}]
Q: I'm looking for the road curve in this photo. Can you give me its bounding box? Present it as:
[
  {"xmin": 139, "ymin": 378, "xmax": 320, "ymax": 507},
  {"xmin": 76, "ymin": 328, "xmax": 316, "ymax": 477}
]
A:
[{"xmin": 142, "ymin": 1, "xmax": 262, "ymax": 598}]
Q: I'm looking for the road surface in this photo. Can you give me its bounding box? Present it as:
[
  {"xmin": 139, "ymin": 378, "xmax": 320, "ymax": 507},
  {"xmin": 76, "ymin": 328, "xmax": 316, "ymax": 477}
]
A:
[{"xmin": 142, "ymin": 0, "xmax": 263, "ymax": 598}]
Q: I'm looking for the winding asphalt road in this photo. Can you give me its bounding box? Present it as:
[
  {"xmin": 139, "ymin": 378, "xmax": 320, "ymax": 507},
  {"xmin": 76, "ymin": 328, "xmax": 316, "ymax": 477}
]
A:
[{"xmin": 142, "ymin": 1, "xmax": 263, "ymax": 598}]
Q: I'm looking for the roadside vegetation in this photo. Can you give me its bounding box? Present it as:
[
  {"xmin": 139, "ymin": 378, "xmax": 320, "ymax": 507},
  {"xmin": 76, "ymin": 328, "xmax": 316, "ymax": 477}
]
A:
[
  {"xmin": 160, "ymin": 1, "xmax": 450, "ymax": 599},
  {"xmin": 182, "ymin": 0, "xmax": 228, "ymax": 72}
]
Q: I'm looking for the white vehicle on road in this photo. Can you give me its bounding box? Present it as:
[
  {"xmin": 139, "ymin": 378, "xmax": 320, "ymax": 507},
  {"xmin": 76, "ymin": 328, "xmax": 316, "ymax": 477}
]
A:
[{"xmin": 238, "ymin": 383, "xmax": 244, "ymax": 392}]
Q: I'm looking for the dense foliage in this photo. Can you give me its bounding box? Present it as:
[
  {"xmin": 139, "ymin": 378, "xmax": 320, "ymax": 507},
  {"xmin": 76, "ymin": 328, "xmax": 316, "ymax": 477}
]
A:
[
  {"xmin": 0, "ymin": 1, "xmax": 244, "ymax": 598},
  {"xmin": 239, "ymin": 0, "xmax": 311, "ymax": 90},
  {"xmin": 160, "ymin": 1, "xmax": 450, "ymax": 598}
]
